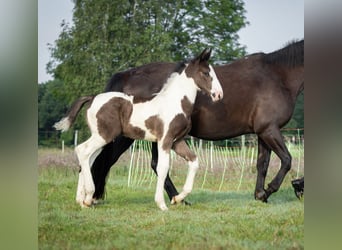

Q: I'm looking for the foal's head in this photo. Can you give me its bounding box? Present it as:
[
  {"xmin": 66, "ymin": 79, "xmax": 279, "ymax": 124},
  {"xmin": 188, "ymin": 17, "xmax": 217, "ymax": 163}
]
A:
[{"xmin": 185, "ymin": 48, "xmax": 223, "ymax": 101}]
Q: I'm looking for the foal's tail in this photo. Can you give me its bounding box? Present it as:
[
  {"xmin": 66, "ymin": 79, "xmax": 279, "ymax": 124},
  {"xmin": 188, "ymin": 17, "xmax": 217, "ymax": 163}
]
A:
[{"xmin": 53, "ymin": 96, "xmax": 94, "ymax": 132}]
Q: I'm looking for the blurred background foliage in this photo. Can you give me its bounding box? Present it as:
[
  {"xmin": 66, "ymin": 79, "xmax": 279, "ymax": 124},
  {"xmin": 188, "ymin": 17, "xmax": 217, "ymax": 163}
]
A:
[{"xmin": 38, "ymin": 0, "xmax": 303, "ymax": 147}]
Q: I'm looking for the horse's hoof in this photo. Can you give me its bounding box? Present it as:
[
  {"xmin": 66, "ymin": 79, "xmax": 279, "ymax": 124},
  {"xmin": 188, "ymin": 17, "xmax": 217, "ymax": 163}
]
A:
[
  {"xmin": 294, "ymin": 190, "xmax": 304, "ymax": 200},
  {"xmin": 82, "ymin": 200, "xmax": 93, "ymax": 208},
  {"xmin": 171, "ymin": 196, "xmax": 191, "ymax": 206},
  {"xmin": 92, "ymin": 198, "xmax": 104, "ymax": 205},
  {"xmin": 171, "ymin": 195, "xmax": 182, "ymax": 204},
  {"xmin": 183, "ymin": 200, "xmax": 192, "ymax": 206},
  {"xmin": 158, "ymin": 204, "xmax": 169, "ymax": 211},
  {"xmin": 255, "ymin": 190, "xmax": 268, "ymax": 203},
  {"xmin": 292, "ymin": 178, "xmax": 304, "ymax": 199}
]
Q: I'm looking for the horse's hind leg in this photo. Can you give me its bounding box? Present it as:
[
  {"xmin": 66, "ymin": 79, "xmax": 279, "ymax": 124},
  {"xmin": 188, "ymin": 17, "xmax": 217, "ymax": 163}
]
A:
[
  {"xmin": 258, "ymin": 126, "xmax": 292, "ymax": 201},
  {"xmin": 75, "ymin": 135, "xmax": 106, "ymax": 207},
  {"xmin": 92, "ymin": 136, "xmax": 135, "ymax": 201},
  {"xmin": 171, "ymin": 140, "xmax": 198, "ymax": 204},
  {"xmin": 254, "ymin": 137, "xmax": 271, "ymax": 202}
]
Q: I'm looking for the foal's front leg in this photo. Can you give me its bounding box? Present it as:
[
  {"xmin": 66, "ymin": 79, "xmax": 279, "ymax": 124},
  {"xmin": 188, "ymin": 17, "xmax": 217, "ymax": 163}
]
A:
[
  {"xmin": 154, "ymin": 144, "xmax": 171, "ymax": 211},
  {"xmin": 76, "ymin": 169, "xmax": 85, "ymax": 205},
  {"xmin": 171, "ymin": 140, "xmax": 199, "ymax": 204}
]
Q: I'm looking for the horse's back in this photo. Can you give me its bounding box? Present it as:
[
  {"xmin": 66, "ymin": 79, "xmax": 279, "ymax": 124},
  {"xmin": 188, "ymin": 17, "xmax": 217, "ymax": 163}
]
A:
[
  {"xmin": 191, "ymin": 54, "xmax": 299, "ymax": 138},
  {"xmin": 105, "ymin": 62, "xmax": 176, "ymax": 98}
]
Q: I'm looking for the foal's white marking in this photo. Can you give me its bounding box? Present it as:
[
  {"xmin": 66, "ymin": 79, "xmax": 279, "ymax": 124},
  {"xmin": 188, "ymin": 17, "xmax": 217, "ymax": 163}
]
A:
[
  {"xmin": 171, "ymin": 157, "xmax": 199, "ymax": 204},
  {"xmin": 209, "ymin": 65, "xmax": 223, "ymax": 101},
  {"xmin": 129, "ymin": 71, "xmax": 198, "ymax": 141}
]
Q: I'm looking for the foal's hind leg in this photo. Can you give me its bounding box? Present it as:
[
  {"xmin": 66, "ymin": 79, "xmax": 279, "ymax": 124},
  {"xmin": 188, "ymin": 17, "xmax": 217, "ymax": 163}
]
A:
[
  {"xmin": 171, "ymin": 140, "xmax": 199, "ymax": 204},
  {"xmin": 75, "ymin": 135, "xmax": 106, "ymax": 207},
  {"xmin": 258, "ymin": 126, "xmax": 292, "ymax": 201}
]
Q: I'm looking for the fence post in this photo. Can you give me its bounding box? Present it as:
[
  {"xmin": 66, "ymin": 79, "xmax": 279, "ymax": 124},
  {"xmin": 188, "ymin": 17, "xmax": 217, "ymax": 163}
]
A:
[
  {"xmin": 74, "ymin": 130, "xmax": 78, "ymax": 147},
  {"xmin": 210, "ymin": 141, "xmax": 214, "ymax": 170},
  {"xmin": 62, "ymin": 140, "xmax": 64, "ymax": 153}
]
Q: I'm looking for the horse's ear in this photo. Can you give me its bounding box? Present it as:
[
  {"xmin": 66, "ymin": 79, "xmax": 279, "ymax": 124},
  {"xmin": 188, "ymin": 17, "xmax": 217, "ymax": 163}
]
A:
[{"xmin": 199, "ymin": 48, "xmax": 212, "ymax": 62}]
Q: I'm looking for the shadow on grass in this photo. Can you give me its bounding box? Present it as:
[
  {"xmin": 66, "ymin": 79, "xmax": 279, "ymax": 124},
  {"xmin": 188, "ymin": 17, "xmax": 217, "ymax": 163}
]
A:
[
  {"xmin": 186, "ymin": 186, "xmax": 302, "ymax": 205},
  {"xmin": 92, "ymin": 186, "xmax": 302, "ymax": 209}
]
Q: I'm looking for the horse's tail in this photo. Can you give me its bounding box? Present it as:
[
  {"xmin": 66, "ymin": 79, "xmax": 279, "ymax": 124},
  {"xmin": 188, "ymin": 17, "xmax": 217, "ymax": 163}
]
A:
[{"xmin": 53, "ymin": 96, "xmax": 94, "ymax": 132}]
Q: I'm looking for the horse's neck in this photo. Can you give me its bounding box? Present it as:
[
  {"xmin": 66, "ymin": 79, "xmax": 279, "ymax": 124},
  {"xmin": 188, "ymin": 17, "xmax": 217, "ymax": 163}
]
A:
[
  {"xmin": 285, "ymin": 66, "xmax": 304, "ymax": 101},
  {"xmin": 156, "ymin": 72, "xmax": 198, "ymax": 103}
]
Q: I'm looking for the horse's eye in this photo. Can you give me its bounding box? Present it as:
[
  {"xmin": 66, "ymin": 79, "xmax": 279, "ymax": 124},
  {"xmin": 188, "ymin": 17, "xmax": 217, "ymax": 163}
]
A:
[{"xmin": 203, "ymin": 72, "xmax": 210, "ymax": 77}]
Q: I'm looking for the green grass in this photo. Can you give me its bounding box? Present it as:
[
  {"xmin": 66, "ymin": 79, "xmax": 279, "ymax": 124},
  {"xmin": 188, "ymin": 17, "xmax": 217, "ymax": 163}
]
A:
[{"xmin": 39, "ymin": 162, "xmax": 304, "ymax": 249}]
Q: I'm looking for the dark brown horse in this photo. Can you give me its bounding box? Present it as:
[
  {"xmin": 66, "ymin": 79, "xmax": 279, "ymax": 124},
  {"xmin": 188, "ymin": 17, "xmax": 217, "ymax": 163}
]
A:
[{"xmin": 91, "ymin": 39, "xmax": 304, "ymax": 203}]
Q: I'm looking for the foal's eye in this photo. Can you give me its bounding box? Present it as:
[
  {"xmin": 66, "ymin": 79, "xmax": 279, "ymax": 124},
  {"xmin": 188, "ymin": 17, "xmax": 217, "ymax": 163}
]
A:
[{"xmin": 203, "ymin": 72, "xmax": 210, "ymax": 77}]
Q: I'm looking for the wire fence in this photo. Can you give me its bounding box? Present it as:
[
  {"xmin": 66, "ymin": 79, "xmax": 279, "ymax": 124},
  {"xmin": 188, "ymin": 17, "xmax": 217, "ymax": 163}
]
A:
[
  {"xmin": 39, "ymin": 128, "xmax": 304, "ymax": 192},
  {"xmin": 125, "ymin": 131, "xmax": 304, "ymax": 191}
]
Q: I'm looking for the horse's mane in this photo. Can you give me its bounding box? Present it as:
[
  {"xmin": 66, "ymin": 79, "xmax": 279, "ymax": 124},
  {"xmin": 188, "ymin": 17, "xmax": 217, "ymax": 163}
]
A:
[
  {"xmin": 174, "ymin": 61, "xmax": 187, "ymax": 74},
  {"xmin": 262, "ymin": 39, "xmax": 304, "ymax": 68}
]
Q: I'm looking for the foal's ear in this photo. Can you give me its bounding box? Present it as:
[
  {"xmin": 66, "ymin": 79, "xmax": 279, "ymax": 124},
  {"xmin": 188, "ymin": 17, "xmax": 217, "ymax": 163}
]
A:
[{"xmin": 198, "ymin": 48, "xmax": 212, "ymax": 62}]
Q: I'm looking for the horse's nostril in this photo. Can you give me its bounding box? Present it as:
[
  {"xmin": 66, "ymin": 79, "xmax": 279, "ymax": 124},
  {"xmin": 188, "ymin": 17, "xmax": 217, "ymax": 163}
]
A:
[{"xmin": 212, "ymin": 93, "xmax": 216, "ymax": 98}]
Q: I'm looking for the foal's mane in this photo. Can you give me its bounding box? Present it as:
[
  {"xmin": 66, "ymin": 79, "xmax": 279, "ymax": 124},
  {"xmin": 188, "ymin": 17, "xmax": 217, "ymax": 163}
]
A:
[
  {"xmin": 262, "ymin": 39, "xmax": 304, "ymax": 68},
  {"xmin": 156, "ymin": 61, "xmax": 187, "ymax": 96}
]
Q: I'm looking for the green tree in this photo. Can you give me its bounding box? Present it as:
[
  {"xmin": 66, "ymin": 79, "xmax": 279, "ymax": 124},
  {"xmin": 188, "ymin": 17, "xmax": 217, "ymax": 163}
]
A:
[
  {"xmin": 38, "ymin": 80, "xmax": 72, "ymax": 146},
  {"xmin": 284, "ymin": 91, "xmax": 304, "ymax": 129},
  {"xmin": 173, "ymin": 0, "xmax": 247, "ymax": 62},
  {"xmin": 47, "ymin": 0, "xmax": 248, "ymax": 103}
]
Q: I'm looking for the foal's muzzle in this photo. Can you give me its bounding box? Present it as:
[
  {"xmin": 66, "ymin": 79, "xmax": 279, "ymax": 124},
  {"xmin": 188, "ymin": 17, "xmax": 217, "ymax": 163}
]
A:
[{"xmin": 211, "ymin": 90, "xmax": 223, "ymax": 102}]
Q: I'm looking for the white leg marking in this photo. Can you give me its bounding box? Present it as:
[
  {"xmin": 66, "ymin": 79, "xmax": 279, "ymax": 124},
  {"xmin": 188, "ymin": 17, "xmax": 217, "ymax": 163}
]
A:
[
  {"xmin": 154, "ymin": 145, "xmax": 170, "ymax": 211},
  {"xmin": 172, "ymin": 157, "xmax": 199, "ymax": 204},
  {"xmin": 75, "ymin": 135, "xmax": 106, "ymax": 207},
  {"xmin": 76, "ymin": 171, "xmax": 85, "ymax": 205}
]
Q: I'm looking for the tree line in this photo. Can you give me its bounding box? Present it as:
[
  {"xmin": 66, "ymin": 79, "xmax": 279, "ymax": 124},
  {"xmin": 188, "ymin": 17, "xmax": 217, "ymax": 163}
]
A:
[{"xmin": 38, "ymin": 0, "xmax": 303, "ymax": 146}]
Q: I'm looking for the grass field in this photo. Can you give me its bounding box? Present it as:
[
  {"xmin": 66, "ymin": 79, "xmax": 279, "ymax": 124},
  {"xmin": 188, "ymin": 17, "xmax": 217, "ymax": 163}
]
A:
[{"xmin": 38, "ymin": 148, "xmax": 304, "ymax": 249}]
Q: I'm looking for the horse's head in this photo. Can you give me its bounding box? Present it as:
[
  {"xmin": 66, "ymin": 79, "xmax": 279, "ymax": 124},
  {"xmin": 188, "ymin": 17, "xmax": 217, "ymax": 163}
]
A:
[{"xmin": 185, "ymin": 48, "xmax": 223, "ymax": 102}]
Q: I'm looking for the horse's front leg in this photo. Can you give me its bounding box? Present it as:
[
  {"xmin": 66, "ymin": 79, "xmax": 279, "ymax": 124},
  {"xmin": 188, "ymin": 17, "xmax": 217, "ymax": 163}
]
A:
[
  {"xmin": 154, "ymin": 144, "xmax": 170, "ymax": 211},
  {"xmin": 171, "ymin": 140, "xmax": 199, "ymax": 204}
]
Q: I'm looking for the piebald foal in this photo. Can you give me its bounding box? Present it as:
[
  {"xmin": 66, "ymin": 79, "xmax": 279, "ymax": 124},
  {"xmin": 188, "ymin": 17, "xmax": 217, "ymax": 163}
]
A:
[{"xmin": 54, "ymin": 48, "xmax": 223, "ymax": 210}]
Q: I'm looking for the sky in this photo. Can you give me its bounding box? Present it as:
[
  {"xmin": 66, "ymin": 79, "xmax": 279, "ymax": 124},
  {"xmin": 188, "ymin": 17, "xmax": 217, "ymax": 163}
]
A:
[{"xmin": 38, "ymin": 0, "xmax": 304, "ymax": 83}]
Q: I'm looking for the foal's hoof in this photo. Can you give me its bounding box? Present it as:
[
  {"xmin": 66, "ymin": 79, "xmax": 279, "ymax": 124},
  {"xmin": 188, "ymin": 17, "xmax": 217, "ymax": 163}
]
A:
[
  {"xmin": 81, "ymin": 200, "xmax": 93, "ymax": 208},
  {"xmin": 171, "ymin": 196, "xmax": 191, "ymax": 206},
  {"xmin": 158, "ymin": 204, "xmax": 169, "ymax": 211},
  {"xmin": 254, "ymin": 190, "xmax": 268, "ymax": 203},
  {"xmin": 92, "ymin": 198, "xmax": 105, "ymax": 205}
]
